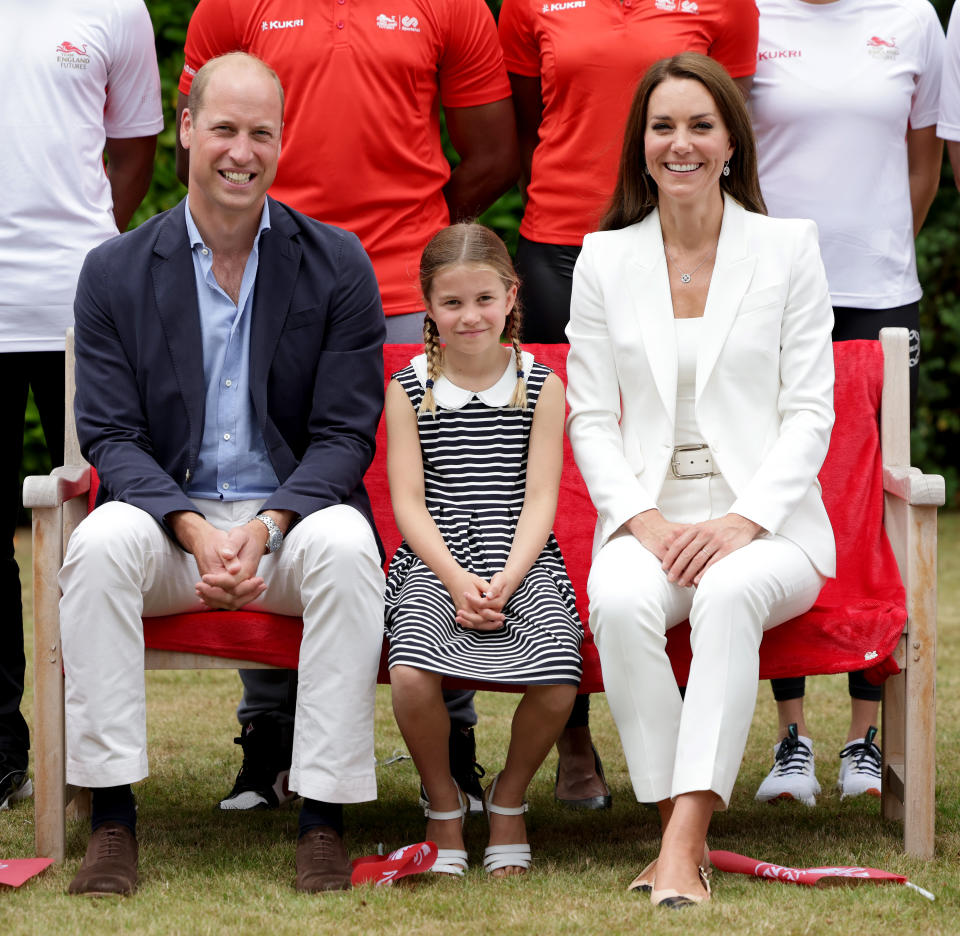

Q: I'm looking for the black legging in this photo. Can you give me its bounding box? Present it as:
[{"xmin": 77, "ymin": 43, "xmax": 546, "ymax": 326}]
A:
[
  {"xmin": 514, "ymin": 236, "xmax": 582, "ymax": 343},
  {"xmin": 771, "ymin": 300, "xmax": 919, "ymax": 705}
]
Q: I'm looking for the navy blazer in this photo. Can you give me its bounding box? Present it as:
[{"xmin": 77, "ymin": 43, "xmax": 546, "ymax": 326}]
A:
[{"xmin": 73, "ymin": 196, "xmax": 385, "ymax": 553}]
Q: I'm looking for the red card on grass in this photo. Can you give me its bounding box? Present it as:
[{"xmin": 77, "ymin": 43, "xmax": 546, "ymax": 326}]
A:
[
  {"xmin": 0, "ymin": 858, "xmax": 54, "ymax": 887},
  {"xmin": 351, "ymin": 841, "xmax": 438, "ymax": 886}
]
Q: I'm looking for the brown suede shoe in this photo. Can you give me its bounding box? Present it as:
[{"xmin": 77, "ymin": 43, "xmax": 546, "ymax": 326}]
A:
[
  {"xmin": 295, "ymin": 827, "xmax": 352, "ymax": 892},
  {"xmin": 68, "ymin": 822, "xmax": 138, "ymax": 897}
]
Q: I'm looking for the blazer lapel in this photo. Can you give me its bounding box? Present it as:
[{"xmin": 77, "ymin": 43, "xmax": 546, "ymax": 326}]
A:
[
  {"xmin": 625, "ymin": 209, "xmax": 678, "ymax": 424},
  {"xmin": 696, "ymin": 195, "xmax": 757, "ymax": 399},
  {"xmin": 250, "ymin": 199, "xmax": 302, "ymax": 415},
  {"xmin": 151, "ymin": 201, "xmax": 205, "ymax": 439}
]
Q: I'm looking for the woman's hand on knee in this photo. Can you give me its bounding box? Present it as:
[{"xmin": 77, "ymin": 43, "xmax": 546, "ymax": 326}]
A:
[
  {"xmin": 662, "ymin": 514, "xmax": 763, "ymax": 587},
  {"xmin": 624, "ymin": 509, "xmax": 691, "ymax": 561}
]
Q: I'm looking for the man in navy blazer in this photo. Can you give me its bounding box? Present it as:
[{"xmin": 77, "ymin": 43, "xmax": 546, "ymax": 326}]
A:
[{"xmin": 59, "ymin": 53, "xmax": 386, "ymax": 897}]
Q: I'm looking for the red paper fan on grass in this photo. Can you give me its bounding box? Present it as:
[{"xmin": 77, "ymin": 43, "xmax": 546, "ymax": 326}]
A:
[
  {"xmin": 351, "ymin": 841, "xmax": 438, "ymax": 886},
  {"xmin": 709, "ymin": 850, "xmax": 934, "ymax": 900}
]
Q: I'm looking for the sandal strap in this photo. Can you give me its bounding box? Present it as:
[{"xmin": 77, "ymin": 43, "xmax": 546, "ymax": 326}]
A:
[
  {"xmin": 431, "ymin": 848, "xmax": 469, "ymax": 876},
  {"xmin": 423, "ymin": 785, "xmax": 468, "ymax": 822},
  {"xmin": 485, "ymin": 799, "xmax": 528, "ymax": 817},
  {"xmin": 424, "ymin": 804, "xmax": 466, "ymax": 821},
  {"xmin": 483, "ymin": 844, "xmax": 532, "ymax": 873},
  {"xmin": 483, "ymin": 772, "xmax": 529, "ymax": 816}
]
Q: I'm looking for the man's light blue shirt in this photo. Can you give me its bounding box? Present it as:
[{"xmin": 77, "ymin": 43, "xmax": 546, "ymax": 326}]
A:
[{"xmin": 184, "ymin": 196, "xmax": 279, "ymax": 501}]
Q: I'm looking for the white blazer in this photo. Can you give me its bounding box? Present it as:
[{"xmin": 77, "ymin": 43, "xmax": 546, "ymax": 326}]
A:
[{"xmin": 565, "ymin": 195, "xmax": 836, "ymax": 577}]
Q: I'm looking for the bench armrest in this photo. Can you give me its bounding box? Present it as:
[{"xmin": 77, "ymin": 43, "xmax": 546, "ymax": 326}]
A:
[
  {"xmin": 23, "ymin": 465, "xmax": 92, "ymax": 510},
  {"xmin": 882, "ymin": 465, "xmax": 945, "ymax": 507}
]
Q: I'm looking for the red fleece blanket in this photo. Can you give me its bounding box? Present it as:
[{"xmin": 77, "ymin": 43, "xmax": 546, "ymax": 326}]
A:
[{"xmin": 140, "ymin": 340, "xmax": 905, "ymax": 691}]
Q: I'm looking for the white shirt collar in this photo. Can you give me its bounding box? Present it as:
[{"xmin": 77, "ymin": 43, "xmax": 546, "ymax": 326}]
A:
[{"xmin": 411, "ymin": 350, "xmax": 534, "ymax": 410}]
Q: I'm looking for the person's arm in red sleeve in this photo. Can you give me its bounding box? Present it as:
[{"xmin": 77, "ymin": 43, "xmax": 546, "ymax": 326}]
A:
[
  {"xmin": 176, "ymin": 0, "xmax": 240, "ymax": 185},
  {"xmin": 439, "ymin": 0, "xmax": 519, "ymax": 219},
  {"xmin": 710, "ymin": 0, "xmax": 759, "ymax": 94},
  {"xmin": 443, "ymin": 101, "xmax": 520, "ymax": 220}
]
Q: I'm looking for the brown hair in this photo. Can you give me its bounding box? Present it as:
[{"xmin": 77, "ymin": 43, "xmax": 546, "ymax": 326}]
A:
[
  {"xmin": 188, "ymin": 52, "xmax": 285, "ymax": 123},
  {"xmin": 601, "ymin": 52, "xmax": 766, "ymax": 231},
  {"xmin": 418, "ymin": 223, "xmax": 526, "ymax": 416}
]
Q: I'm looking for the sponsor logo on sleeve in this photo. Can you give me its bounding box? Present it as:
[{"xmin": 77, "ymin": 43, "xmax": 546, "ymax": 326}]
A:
[
  {"xmin": 866, "ymin": 36, "xmax": 899, "ymax": 59},
  {"xmin": 56, "ymin": 40, "xmax": 90, "ymax": 70},
  {"xmin": 261, "ymin": 18, "xmax": 305, "ymax": 31}
]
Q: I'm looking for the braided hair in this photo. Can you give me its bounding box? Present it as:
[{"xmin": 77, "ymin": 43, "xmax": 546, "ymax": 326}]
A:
[{"xmin": 418, "ymin": 223, "xmax": 526, "ymax": 417}]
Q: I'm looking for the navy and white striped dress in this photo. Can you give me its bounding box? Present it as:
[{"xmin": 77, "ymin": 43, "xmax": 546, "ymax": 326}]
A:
[{"xmin": 384, "ymin": 351, "xmax": 583, "ymax": 687}]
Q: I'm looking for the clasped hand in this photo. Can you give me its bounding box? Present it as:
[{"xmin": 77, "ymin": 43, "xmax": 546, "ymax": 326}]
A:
[
  {"xmin": 445, "ymin": 569, "xmax": 519, "ymax": 631},
  {"xmin": 188, "ymin": 521, "xmax": 268, "ymax": 610},
  {"xmin": 628, "ymin": 509, "xmax": 762, "ymax": 587}
]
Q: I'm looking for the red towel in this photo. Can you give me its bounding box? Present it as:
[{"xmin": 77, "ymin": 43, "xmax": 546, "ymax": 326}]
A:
[{"xmin": 139, "ymin": 340, "xmax": 904, "ymax": 692}]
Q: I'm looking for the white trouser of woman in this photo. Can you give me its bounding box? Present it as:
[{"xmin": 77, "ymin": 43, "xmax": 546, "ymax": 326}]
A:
[
  {"xmin": 59, "ymin": 498, "xmax": 385, "ymax": 804},
  {"xmin": 588, "ymin": 476, "xmax": 825, "ymax": 807}
]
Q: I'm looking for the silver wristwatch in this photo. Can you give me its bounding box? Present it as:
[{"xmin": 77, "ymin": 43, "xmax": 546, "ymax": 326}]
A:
[{"xmin": 254, "ymin": 514, "xmax": 284, "ymax": 554}]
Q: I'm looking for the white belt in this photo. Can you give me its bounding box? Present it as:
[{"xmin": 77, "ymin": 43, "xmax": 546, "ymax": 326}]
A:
[{"xmin": 670, "ymin": 444, "xmax": 717, "ymax": 480}]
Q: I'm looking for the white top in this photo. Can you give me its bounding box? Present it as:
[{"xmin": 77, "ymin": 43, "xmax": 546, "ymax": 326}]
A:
[
  {"xmin": 674, "ymin": 317, "xmax": 702, "ymax": 446},
  {"xmin": 0, "ymin": 0, "xmax": 163, "ymax": 352},
  {"xmin": 752, "ymin": 0, "xmax": 944, "ymax": 310},
  {"xmin": 939, "ymin": 1, "xmax": 960, "ymax": 141}
]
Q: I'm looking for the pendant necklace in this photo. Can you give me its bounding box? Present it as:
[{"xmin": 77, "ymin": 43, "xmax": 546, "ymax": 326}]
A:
[{"xmin": 666, "ymin": 249, "xmax": 715, "ymax": 284}]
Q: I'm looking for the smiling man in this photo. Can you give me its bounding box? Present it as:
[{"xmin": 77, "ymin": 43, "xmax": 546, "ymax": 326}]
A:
[{"xmin": 60, "ymin": 53, "xmax": 386, "ymax": 897}]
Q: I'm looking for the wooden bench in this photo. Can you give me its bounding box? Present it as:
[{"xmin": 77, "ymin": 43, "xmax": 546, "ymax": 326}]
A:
[{"xmin": 25, "ymin": 328, "xmax": 943, "ymax": 861}]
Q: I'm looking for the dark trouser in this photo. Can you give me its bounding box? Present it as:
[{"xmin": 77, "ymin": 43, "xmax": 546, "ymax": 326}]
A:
[
  {"xmin": 770, "ymin": 301, "xmax": 919, "ymax": 707},
  {"xmin": 1, "ymin": 351, "xmax": 65, "ymax": 767},
  {"xmin": 514, "ymin": 237, "xmax": 582, "ymax": 343}
]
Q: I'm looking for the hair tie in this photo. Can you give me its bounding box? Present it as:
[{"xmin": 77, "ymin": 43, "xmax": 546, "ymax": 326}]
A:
[
  {"xmin": 516, "ymin": 369, "xmax": 525, "ymax": 379},
  {"xmin": 425, "ymin": 378, "xmax": 435, "ymax": 389}
]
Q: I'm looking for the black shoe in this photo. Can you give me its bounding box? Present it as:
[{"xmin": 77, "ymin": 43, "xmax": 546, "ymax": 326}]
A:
[
  {"xmin": 0, "ymin": 751, "xmax": 31, "ymax": 811},
  {"xmin": 218, "ymin": 712, "xmax": 299, "ymax": 811},
  {"xmin": 419, "ymin": 726, "xmax": 486, "ymax": 816}
]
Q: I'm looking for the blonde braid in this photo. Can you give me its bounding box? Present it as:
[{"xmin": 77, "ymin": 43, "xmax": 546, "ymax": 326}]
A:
[
  {"xmin": 418, "ymin": 316, "xmax": 444, "ymax": 417},
  {"xmin": 507, "ymin": 312, "xmax": 527, "ymax": 410}
]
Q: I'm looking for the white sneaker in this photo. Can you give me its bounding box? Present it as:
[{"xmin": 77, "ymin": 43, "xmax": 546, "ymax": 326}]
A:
[
  {"xmin": 755, "ymin": 723, "xmax": 820, "ymax": 807},
  {"xmin": 837, "ymin": 726, "xmax": 882, "ymax": 799}
]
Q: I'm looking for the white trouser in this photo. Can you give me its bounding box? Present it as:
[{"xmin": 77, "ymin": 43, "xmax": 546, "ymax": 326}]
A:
[
  {"xmin": 59, "ymin": 499, "xmax": 385, "ymax": 804},
  {"xmin": 588, "ymin": 531, "xmax": 824, "ymax": 807}
]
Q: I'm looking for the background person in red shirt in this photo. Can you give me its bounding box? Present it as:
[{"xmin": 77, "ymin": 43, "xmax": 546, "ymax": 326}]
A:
[
  {"xmin": 499, "ymin": 0, "xmax": 759, "ymax": 342},
  {"xmin": 176, "ymin": 0, "xmax": 523, "ymax": 815}
]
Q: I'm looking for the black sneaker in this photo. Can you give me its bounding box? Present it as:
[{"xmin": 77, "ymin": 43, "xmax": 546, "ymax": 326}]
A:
[
  {"xmin": 218, "ymin": 712, "xmax": 299, "ymax": 811},
  {"xmin": 420, "ymin": 726, "xmax": 486, "ymax": 816},
  {"xmin": 0, "ymin": 752, "xmax": 32, "ymax": 811}
]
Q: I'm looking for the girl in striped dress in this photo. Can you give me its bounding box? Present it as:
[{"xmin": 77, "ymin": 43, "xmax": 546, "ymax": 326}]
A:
[{"xmin": 384, "ymin": 223, "xmax": 583, "ymax": 879}]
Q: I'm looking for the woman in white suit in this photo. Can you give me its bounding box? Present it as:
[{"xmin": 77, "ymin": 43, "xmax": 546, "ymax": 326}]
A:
[{"xmin": 565, "ymin": 53, "xmax": 835, "ymax": 909}]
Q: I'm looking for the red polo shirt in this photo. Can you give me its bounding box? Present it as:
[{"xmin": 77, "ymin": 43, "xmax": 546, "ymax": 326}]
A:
[
  {"xmin": 499, "ymin": 0, "xmax": 758, "ymax": 246},
  {"xmin": 181, "ymin": 0, "xmax": 511, "ymax": 315}
]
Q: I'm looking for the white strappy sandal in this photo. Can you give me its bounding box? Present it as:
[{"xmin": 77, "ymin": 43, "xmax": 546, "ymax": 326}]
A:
[
  {"xmin": 482, "ymin": 773, "xmax": 532, "ymax": 875},
  {"xmin": 423, "ymin": 785, "xmax": 469, "ymax": 876}
]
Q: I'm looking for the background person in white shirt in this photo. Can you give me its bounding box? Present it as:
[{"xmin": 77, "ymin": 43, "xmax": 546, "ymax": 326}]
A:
[
  {"xmin": 750, "ymin": 0, "xmax": 944, "ymax": 806},
  {"xmin": 939, "ymin": 1, "xmax": 960, "ymax": 186},
  {"xmin": 0, "ymin": 0, "xmax": 162, "ymax": 812}
]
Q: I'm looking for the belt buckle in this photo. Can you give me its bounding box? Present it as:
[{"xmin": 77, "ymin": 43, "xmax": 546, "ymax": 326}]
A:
[{"xmin": 671, "ymin": 443, "xmax": 715, "ymax": 480}]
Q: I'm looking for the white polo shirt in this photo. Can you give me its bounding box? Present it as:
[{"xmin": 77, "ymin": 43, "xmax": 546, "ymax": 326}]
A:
[
  {"xmin": 752, "ymin": 0, "xmax": 944, "ymax": 309},
  {"xmin": 938, "ymin": 1, "xmax": 960, "ymax": 141},
  {"xmin": 1, "ymin": 0, "xmax": 163, "ymax": 352}
]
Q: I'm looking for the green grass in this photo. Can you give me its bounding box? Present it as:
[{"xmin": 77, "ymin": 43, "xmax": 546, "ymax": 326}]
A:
[{"xmin": 3, "ymin": 514, "xmax": 959, "ymax": 934}]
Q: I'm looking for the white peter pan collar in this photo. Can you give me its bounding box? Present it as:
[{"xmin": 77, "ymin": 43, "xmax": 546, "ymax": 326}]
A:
[{"xmin": 411, "ymin": 350, "xmax": 534, "ymax": 411}]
